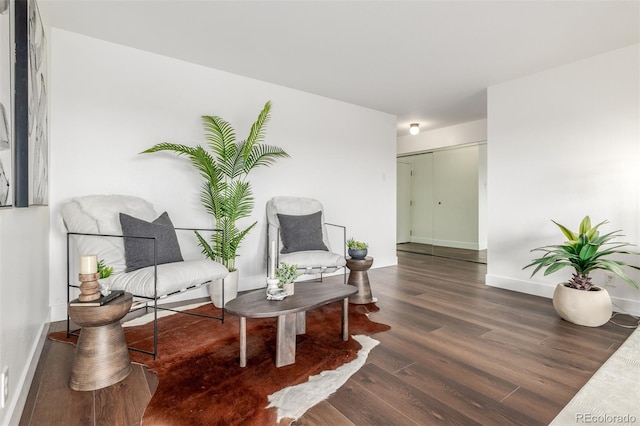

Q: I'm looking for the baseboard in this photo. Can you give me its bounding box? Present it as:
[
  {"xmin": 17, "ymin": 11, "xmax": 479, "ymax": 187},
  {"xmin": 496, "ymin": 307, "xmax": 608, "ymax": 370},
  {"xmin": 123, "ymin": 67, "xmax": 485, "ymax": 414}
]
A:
[
  {"xmin": 369, "ymin": 255, "xmax": 397, "ymax": 269},
  {"xmin": 610, "ymin": 296, "xmax": 640, "ymax": 318},
  {"xmin": 411, "ymin": 236, "xmax": 479, "ymax": 250},
  {"xmin": 486, "ymin": 274, "xmax": 640, "ymax": 317},
  {"xmin": 411, "ymin": 236, "xmax": 434, "ymax": 245},
  {"xmin": 50, "ymin": 303, "xmax": 68, "ymax": 323},
  {"xmin": 485, "ymin": 274, "xmax": 556, "ymax": 298},
  {"xmin": 6, "ymin": 312, "xmax": 50, "ymax": 426},
  {"xmin": 431, "ymin": 239, "xmax": 479, "ymax": 250}
]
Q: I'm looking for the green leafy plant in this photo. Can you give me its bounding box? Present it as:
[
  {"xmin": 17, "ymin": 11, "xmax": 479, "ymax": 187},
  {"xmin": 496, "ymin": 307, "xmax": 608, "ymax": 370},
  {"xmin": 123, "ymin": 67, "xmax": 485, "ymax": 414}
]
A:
[
  {"xmin": 143, "ymin": 101, "xmax": 289, "ymax": 271},
  {"xmin": 347, "ymin": 238, "xmax": 368, "ymax": 250},
  {"xmin": 97, "ymin": 259, "xmax": 113, "ymax": 279},
  {"xmin": 524, "ymin": 215, "xmax": 640, "ymax": 290},
  {"xmin": 275, "ymin": 262, "xmax": 301, "ymax": 285}
]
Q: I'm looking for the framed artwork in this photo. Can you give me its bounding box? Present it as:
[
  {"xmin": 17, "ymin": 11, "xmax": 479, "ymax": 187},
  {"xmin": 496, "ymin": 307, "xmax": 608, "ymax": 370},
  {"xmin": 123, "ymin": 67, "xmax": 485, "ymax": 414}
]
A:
[
  {"xmin": 14, "ymin": 0, "xmax": 47, "ymax": 207},
  {"xmin": 0, "ymin": 0, "xmax": 11, "ymax": 207},
  {"xmin": 14, "ymin": 0, "xmax": 28, "ymax": 207},
  {"xmin": 28, "ymin": 0, "xmax": 47, "ymax": 205}
]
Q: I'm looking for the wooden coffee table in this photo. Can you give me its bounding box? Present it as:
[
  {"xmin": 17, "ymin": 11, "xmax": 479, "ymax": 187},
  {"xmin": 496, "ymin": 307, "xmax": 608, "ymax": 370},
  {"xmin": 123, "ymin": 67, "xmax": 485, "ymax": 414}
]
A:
[{"xmin": 225, "ymin": 282, "xmax": 357, "ymax": 367}]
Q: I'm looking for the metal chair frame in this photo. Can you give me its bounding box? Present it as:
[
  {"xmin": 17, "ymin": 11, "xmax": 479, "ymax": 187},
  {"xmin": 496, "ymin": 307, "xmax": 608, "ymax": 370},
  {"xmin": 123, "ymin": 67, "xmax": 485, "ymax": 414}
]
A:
[
  {"xmin": 267, "ymin": 221, "xmax": 347, "ymax": 284},
  {"xmin": 66, "ymin": 227, "xmax": 225, "ymax": 359}
]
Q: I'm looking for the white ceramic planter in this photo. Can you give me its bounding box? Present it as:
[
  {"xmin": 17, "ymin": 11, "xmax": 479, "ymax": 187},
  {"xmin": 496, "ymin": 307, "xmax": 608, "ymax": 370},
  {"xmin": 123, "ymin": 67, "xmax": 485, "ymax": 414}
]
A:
[
  {"xmin": 283, "ymin": 282, "xmax": 294, "ymax": 296},
  {"xmin": 209, "ymin": 270, "xmax": 239, "ymax": 308},
  {"xmin": 552, "ymin": 283, "xmax": 612, "ymax": 327}
]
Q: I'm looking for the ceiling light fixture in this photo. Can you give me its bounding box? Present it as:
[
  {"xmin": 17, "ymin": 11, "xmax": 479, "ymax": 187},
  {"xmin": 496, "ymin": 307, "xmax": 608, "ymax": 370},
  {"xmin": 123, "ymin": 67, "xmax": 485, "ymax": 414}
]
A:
[{"xmin": 409, "ymin": 123, "xmax": 420, "ymax": 135}]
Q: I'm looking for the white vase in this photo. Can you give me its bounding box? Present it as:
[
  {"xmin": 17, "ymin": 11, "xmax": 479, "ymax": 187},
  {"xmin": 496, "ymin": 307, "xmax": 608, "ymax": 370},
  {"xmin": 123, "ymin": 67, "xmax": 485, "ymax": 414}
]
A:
[
  {"xmin": 98, "ymin": 276, "xmax": 112, "ymax": 296},
  {"xmin": 209, "ymin": 270, "xmax": 239, "ymax": 308},
  {"xmin": 552, "ymin": 282, "xmax": 612, "ymax": 327}
]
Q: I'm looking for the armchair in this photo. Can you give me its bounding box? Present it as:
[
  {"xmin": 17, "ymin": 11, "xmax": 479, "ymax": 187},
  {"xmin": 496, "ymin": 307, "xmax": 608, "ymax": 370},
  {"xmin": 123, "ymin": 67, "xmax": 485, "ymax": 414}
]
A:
[
  {"xmin": 266, "ymin": 196, "xmax": 346, "ymax": 282},
  {"xmin": 60, "ymin": 194, "xmax": 229, "ymax": 358}
]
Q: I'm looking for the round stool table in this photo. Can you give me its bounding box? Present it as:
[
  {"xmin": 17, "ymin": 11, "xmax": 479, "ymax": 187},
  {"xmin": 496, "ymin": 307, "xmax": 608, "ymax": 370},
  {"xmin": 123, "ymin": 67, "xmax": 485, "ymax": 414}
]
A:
[
  {"xmin": 67, "ymin": 292, "xmax": 133, "ymax": 391},
  {"xmin": 346, "ymin": 256, "xmax": 376, "ymax": 304}
]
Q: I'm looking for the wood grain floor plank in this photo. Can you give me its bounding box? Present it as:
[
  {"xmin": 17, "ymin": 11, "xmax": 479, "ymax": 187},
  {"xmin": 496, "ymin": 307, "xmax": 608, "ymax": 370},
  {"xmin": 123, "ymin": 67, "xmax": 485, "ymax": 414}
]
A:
[
  {"xmin": 291, "ymin": 400, "xmax": 355, "ymax": 426},
  {"xmin": 95, "ymin": 364, "xmax": 151, "ymax": 426},
  {"xmin": 27, "ymin": 342, "xmax": 93, "ymax": 426},
  {"xmin": 348, "ymin": 363, "xmax": 483, "ymax": 426},
  {"xmin": 423, "ymin": 327, "xmax": 579, "ymax": 400},
  {"xmin": 395, "ymin": 362, "xmax": 543, "ymax": 426},
  {"xmin": 326, "ymin": 379, "xmax": 420, "ymax": 425},
  {"xmin": 378, "ymin": 339, "xmax": 519, "ymax": 402},
  {"xmin": 500, "ymin": 384, "xmax": 567, "ymax": 422}
]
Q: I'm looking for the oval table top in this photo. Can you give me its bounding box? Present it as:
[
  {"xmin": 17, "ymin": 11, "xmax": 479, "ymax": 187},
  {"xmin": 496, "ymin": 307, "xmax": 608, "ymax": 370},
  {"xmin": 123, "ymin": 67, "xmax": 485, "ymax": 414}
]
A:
[
  {"xmin": 68, "ymin": 292, "xmax": 133, "ymax": 327},
  {"xmin": 225, "ymin": 282, "xmax": 356, "ymax": 318}
]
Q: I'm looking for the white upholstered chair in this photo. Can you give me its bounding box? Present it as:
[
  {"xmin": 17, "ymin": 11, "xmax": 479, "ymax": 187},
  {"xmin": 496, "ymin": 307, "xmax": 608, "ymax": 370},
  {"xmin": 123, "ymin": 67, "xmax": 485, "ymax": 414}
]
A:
[
  {"xmin": 60, "ymin": 194, "xmax": 228, "ymax": 358},
  {"xmin": 266, "ymin": 196, "xmax": 346, "ymax": 282}
]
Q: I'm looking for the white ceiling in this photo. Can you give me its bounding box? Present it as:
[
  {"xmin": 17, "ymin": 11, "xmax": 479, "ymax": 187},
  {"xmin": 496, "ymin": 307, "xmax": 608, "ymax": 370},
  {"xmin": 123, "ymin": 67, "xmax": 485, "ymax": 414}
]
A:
[{"xmin": 44, "ymin": 1, "xmax": 640, "ymax": 136}]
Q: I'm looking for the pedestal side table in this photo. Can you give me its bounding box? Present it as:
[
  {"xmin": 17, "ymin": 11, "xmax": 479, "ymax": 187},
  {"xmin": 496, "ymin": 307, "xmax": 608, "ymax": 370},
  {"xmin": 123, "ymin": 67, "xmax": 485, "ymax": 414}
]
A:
[
  {"xmin": 346, "ymin": 256, "xmax": 376, "ymax": 304},
  {"xmin": 67, "ymin": 292, "xmax": 133, "ymax": 391}
]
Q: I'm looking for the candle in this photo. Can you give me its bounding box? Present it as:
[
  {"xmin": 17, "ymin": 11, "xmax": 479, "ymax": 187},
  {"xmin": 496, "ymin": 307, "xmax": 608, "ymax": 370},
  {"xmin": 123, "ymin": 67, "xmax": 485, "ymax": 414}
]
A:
[{"xmin": 80, "ymin": 254, "xmax": 97, "ymax": 274}]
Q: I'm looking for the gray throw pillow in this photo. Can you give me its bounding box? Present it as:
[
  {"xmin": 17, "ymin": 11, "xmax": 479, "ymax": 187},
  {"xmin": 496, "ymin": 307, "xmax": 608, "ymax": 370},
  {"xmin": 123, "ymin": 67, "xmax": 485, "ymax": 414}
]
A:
[
  {"xmin": 119, "ymin": 211, "xmax": 184, "ymax": 272},
  {"xmin": 277, "ymin": 211, "xmax": 328, "ymax": 254}
]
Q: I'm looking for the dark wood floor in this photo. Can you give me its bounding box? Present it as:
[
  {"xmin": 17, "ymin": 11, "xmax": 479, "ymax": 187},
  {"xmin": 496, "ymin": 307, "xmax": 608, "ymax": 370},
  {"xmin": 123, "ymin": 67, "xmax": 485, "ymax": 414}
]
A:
[{"xmin": 20, "ymin": 252, "xmax": 635, "ymax": 425}]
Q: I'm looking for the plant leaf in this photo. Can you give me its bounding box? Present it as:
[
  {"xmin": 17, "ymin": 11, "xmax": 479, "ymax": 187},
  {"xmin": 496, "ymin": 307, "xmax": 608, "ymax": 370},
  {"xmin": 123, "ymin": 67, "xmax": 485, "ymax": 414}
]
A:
[
  {"xmin": 578, "ymin": 215, "xmax": 591, "ymax": 234},
  {"xmin": 552, "ymin": 220, "xmax": 577, "ymax": 241}
]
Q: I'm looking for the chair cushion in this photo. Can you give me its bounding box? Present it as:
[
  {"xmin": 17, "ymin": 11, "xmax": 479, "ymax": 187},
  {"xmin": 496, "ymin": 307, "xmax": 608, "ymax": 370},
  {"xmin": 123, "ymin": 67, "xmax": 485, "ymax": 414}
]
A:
[
  {"xmin": 279, "ymin": 250, "xmax": 346, "ymax": 270},
  {"xmin": 277, "ymin": 211, "xmax": 328, "ymax": 254},
  {"xmin": 60, "ymin": 195, "xmax": 158, "ymax": 274},
  {"xmin": 109, "ymin": 259, "xmax": 229, "ymax": 298},
  {"xmin": 119, "ymin": 211, "xmax": 184, "ymax": 272},
  {"xmin": 266, "ymin": 196, "xmax": 333, "ymax": 252}
]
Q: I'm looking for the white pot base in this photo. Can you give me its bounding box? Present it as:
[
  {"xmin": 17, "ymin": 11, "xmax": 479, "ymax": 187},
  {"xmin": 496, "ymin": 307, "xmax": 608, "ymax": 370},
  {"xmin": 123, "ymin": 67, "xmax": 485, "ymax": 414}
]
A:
[
  {"xmin": 209, "ymin": 270, "xmax": 239, "ymax": 308},
  {"xmin": 552, "ymin": 283, "xmax": 612, "ymax": 327}
]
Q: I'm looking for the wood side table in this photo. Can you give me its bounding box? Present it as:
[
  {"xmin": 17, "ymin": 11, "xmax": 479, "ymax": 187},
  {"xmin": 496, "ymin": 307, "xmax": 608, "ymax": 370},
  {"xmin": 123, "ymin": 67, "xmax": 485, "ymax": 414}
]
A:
[
  {"xmin": 346, "ymin": 256, "xmax": 376, "ymax": 304},
  {"xmin": 67, "ymin": 292, "xmax": 133, "ymax": 391}
]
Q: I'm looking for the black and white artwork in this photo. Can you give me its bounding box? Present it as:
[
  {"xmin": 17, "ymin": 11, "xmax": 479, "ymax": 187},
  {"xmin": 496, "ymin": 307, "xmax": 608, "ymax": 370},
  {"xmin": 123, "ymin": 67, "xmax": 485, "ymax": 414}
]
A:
[
  {"xmin": 0, "ymin": 0, "xmax": 11, "ymax": 207},
  {"xmin": 28, "ymin": 0, "xmax": 47, "ymax": 205}
]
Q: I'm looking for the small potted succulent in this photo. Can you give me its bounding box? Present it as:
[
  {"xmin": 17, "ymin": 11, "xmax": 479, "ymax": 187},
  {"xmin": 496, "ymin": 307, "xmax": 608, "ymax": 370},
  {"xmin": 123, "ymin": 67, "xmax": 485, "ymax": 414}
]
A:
[
  {"xmin": 523, "ymin": 215, "xmax": 639, "ymax": 327},
  {"xmin": 97, "ymin": 259, "xmax": 114, "ymax": 296},
  {"xmin": 275, "ymin": 262, "xmax": 301, "ymax": 295},
  {"xmin": 347, "ymin": 238, "xmax": 368, "ymax": 260}
]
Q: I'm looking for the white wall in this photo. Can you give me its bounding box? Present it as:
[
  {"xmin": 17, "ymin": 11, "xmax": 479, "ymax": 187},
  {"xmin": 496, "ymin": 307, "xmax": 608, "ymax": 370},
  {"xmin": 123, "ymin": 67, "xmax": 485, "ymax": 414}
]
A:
[
  {"xmin": 48, "ymin": 29, "xmax": 398, "ymax": 321},
  {"xmin": 0, "ymin": 208, "xmax": 50, "ymax": 426},
  {"xmin": 0, "ymin": 1, "xmax": 51, "ymax": 423},
  {"xmin": 486, "ymin": 44, "xmax": 640, "ymax": 315},
  {"xmin": 397, "ymin": 118, "xmax": 487, "ymax": 155}
]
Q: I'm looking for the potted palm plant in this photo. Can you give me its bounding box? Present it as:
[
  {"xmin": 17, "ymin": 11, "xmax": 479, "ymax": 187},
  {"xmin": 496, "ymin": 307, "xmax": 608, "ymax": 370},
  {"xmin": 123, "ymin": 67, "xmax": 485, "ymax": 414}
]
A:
[
  {"xmin": 524, "ymin": 215, "xmax": 640, "ymax": 327},
  {"xmin": 143, "ymin": 101, "xmax": 289, "ymax": 306}
]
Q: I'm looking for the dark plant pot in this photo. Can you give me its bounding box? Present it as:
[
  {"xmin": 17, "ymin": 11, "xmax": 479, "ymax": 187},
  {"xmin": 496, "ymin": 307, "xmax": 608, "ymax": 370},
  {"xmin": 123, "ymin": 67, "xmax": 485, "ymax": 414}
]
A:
[{"xmin": 348, "ymin": 248, "xmax": 368, "ymax": 260}]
